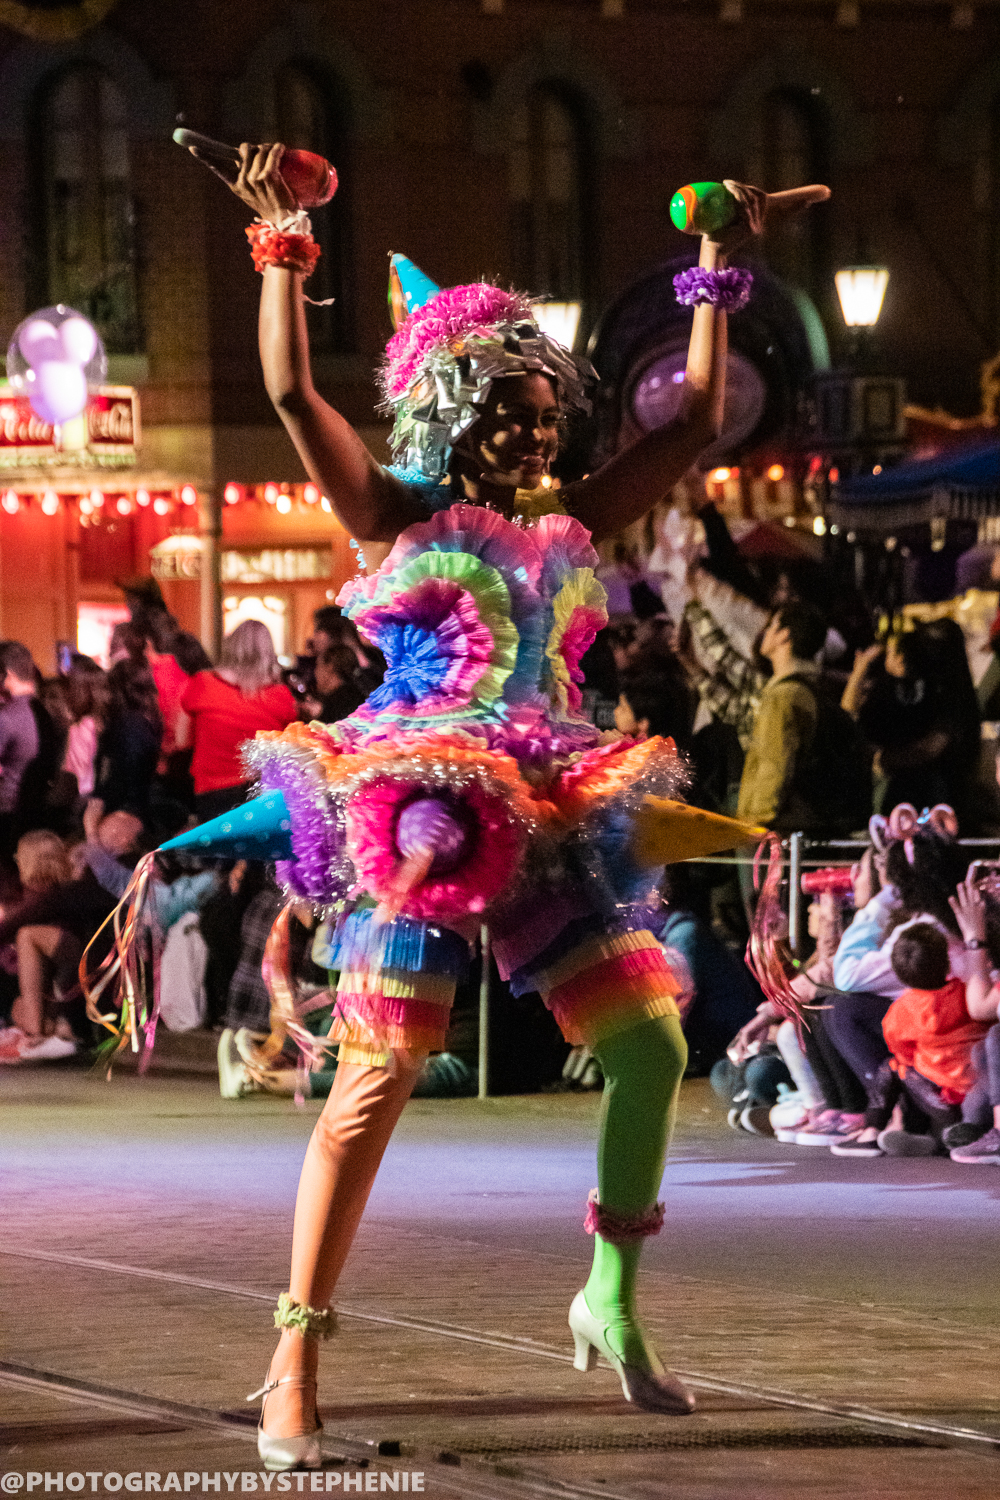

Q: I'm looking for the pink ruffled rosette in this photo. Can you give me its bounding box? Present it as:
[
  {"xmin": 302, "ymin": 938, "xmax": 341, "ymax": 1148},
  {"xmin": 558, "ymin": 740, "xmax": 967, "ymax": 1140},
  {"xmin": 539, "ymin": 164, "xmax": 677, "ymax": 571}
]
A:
[{"xmin": 344, "ymin": 775, "xmax": 526, "ymax": 923}]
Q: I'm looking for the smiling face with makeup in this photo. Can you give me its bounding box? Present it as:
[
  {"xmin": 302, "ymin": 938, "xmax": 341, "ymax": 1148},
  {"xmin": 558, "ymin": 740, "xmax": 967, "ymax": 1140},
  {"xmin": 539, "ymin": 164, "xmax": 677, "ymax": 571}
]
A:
[{"xmin": 452, "ymin": 372, "xmax": 562, "ymax": 502}]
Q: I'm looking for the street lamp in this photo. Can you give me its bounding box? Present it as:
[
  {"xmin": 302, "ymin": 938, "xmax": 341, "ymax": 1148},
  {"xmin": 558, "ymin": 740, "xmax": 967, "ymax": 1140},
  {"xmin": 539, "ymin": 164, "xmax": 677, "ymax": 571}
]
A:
[
  {"xmin": 834, "ymin": 264, "xmax": 890, "ymax": 378},
  {"xmin": 835, "ymin": 266, "xmax": 889, "ymax": 329},
  {"xmin": 532, "ymin": 301, "xmax": 582, "ymax": 352},
  {"xmin": 822, "ymin": 262, "xmax": 903, "ymax": 604}
]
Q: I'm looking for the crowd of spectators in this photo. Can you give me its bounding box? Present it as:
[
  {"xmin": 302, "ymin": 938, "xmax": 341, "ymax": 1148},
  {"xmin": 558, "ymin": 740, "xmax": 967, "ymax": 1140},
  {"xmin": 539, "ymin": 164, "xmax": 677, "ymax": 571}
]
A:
[
  {"xmin": 717, "ymin": 805, "xmax": 1000, "ymax": 1164},
  {"xmin": 3, "ymin": 493, "xmax": 1000, "ymax": 1153},
  {"xmin": 592, "ymin": 498, "xmax": 1000, "ymax": 1155},
  {"xmin": 0, "ymin": 588, "xmax": 383, "ymax": 1070},
  {"xmin": 662, "ymin": 501, "xmax": 1000, "ymax": 1162}
]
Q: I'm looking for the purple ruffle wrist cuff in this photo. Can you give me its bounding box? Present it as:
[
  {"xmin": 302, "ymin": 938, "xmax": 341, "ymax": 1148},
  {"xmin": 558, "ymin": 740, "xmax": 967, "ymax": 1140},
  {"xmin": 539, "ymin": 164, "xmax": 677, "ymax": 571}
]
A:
[
  {"xmin": 584, "ymin": 1188, "xmax": 665, "ymax": 1243},
  {"xmin": 673, "ymin": 266, "xmax": 753, "ymax": 312}
]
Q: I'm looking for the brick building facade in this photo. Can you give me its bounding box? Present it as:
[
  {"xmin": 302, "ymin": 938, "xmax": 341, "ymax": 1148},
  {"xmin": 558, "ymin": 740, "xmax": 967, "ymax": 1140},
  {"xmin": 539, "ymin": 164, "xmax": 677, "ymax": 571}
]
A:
[{"xmin": 0, "ymin": 0, "xmax": 998, "ymax": 662}]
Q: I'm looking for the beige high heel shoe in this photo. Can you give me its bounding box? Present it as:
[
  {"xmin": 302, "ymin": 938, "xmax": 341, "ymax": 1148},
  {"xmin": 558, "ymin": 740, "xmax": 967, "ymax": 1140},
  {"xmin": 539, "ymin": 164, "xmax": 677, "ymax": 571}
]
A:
[
  {"xmin": 568, "ymin": 1290, "xmax": 695, "ymax": 1415},
  {"xmin": 246, "ymin": 1372, "xmax": 323, "ymax": 1471}
]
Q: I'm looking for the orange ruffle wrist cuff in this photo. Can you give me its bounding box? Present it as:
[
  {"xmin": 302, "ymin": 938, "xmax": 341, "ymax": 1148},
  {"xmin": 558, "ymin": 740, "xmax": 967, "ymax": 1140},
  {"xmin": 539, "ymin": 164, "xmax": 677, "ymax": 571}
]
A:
[{"xmin": 246, "ymin": 222, "xmax": 322, "ymax": 277}]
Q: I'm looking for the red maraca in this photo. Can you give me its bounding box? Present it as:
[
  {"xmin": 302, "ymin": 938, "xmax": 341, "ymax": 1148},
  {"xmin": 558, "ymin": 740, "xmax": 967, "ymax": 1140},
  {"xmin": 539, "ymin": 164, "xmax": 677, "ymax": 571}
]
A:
[
  {"xmin": 274, "ymin": 148, "xmax": 337, "ymax": 208},
  {"xmin": 173, "ymin": 128, "xmax": 337, "ymax": 208}
]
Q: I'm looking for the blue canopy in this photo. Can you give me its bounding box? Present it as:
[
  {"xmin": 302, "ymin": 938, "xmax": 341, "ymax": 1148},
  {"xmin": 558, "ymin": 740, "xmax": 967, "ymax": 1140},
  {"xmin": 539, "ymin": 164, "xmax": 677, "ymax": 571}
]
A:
[{"xmin": 837, "ymin": 438, "xmax": 999, "ymax": 503}]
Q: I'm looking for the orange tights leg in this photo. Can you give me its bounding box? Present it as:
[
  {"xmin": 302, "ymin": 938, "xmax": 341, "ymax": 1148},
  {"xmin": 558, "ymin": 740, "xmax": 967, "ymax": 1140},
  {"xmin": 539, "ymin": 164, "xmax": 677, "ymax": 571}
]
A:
[{"xmin": 263, "ymin": 1049, "xmax": 425, "ymax": 1437}]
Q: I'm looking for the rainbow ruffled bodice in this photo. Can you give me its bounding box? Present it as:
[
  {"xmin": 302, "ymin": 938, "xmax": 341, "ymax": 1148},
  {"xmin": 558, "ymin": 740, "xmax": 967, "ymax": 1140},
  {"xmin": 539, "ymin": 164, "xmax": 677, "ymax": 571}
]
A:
[
  {"xmin": 334, "ymin": 502, "xmax": 609, "ymax": 768},
  {"xmin": 243, "ymin": 502, "xmax": 686, "ymax": 936}
]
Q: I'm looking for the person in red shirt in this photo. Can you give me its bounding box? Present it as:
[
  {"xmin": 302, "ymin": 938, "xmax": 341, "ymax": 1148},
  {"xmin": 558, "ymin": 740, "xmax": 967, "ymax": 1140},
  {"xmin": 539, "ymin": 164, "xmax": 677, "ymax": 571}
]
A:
[
  {"xmin": 178, "ymin": 620, "xmax": 298, "ymax": 822},
  {"xmin": 837, "ymin": 920, "xmax": 994, "ymax": 1157}
]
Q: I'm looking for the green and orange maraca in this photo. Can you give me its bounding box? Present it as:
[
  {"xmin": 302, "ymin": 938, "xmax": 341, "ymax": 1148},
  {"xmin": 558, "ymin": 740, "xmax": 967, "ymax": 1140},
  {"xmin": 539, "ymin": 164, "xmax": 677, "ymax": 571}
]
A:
[
  {"xmin": 668, "ymin": 177, "xmax": 830, "ymax": 425},
  {"xmin": 670, "ymin": 178, "xmax": 830, "ymax": 242}
]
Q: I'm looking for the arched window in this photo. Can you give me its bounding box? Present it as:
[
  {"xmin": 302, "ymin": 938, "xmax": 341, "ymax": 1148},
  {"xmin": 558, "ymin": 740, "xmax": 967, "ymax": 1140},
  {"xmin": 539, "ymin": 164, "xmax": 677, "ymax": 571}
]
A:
[
  {"xmin": 275, "ymin": 62, "xmax": 352, "ymax": 353},
  {"xmin": 750, "ymin": 88, "xmax": 829, "ymax": 305},
  {"xmin": 974, "ymin": 98, "xmax": 1000, "ymax": 349},
  {"xmin": 509, "ymin": 82, "xmax": 592, "ymax": 317},
  {"xmin": 32, "ymin": 64, "xmax": 141, "ymax": 354}
]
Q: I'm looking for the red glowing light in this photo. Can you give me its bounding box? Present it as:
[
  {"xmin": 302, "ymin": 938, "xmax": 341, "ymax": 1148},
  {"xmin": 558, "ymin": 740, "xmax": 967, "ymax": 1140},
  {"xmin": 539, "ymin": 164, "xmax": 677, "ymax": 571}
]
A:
[
  {"xmin": 181, "ymin": 484, "xmax": 197, "ymax": 506},
  {"xmin": 224, "ymin": 483, "xmax": 241, "ymax": 505}
]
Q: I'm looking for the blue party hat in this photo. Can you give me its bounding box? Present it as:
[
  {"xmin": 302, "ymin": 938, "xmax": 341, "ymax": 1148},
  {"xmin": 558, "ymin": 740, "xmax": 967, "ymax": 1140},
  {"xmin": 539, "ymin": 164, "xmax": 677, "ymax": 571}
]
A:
[
  {"xmin": 388, "ymin": 253, "xmax": 441, "ymax": 329},
  {"xmin": 160, "ymin": 790, "xmax": 294, "ymax": 861}
]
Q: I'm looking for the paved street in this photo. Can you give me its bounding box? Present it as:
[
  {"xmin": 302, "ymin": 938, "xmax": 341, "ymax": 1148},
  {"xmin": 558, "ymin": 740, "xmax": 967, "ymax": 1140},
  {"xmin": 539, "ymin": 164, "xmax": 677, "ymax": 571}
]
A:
[{"xmin": 2, "ymin": 1055, "xmax": 999, "ymax": 1498}]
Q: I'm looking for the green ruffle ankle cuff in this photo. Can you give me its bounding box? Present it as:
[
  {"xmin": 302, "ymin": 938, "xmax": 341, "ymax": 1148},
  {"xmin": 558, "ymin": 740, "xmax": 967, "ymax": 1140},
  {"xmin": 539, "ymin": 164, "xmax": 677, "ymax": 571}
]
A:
[{"xmin": 273, "ymin": 1292, "xmax": 337, "ymax": 1341}]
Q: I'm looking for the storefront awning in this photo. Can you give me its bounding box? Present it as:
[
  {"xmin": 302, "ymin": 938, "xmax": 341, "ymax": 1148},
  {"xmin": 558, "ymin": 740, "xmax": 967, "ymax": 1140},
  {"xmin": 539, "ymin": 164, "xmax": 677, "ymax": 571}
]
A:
[{"xmin": 830, "ymin": 438, "xmax": 1000, "ymax": 533}]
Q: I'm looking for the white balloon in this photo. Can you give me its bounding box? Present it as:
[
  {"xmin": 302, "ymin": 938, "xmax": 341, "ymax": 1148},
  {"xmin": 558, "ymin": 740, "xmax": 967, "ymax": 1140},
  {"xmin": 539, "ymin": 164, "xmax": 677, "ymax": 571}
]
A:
[
  {"xmin": 30, "ymin": 361, "xmax": 89, "ymax": 424},
  {"xmin": 18, "ymin": 319, "xmax": 61, "ymax": 367},
  {"xmin": 58, "ymin": 316, "xmax": 98, "ymax": 367}
]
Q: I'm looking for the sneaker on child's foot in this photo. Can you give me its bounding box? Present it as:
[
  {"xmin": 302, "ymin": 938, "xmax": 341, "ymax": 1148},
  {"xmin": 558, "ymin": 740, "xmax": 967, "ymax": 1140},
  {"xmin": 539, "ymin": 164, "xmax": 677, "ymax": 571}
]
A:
[
  {"xmin": 770, "ymin": 1094, "xmax": 810, "ymax": 1141},
  {"xmin": 726, "ymin": 1090, "xmax": 751, "ymax": 1131},
  {"xmin": 942, "ymin": 1121, "xmax": 987, "ymax": 1151},
  {"xmin": 739, "ymin": 1105, "xmax": 775, "ymax": 1136},
  {"xmin": 0, "ymin": 1027, "xmax": 27, "ymax": 1063},
  {"xmin": 16, "ymin": 1034, "xmax": 77, "ymax": 1062},
  {"xmin": 830, "ymin": 1131, "xmax": 883, "ymax": 1157},
  {"xmin": 950, "ymin": 1126, "xmax": 1000, "ymax": 1164},
  {"xmin": 217, "ymin": 1028, "xmax": 259, "ymax": 1099},
  {"xmin": 794, "ymin": 1109, "xmax": 855, "ymax": 1145},
  {"xmin": 877, "ymin": 1127, "xmax": 937, "ymax": 1157}
]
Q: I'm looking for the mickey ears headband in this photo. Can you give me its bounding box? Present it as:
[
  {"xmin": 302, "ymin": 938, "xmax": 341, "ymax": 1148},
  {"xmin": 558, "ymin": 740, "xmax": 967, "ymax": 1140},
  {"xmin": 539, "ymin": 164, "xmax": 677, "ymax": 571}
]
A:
[{"xmin": 868, "ymin": 802, "xmax": 958, "ymax": 864}]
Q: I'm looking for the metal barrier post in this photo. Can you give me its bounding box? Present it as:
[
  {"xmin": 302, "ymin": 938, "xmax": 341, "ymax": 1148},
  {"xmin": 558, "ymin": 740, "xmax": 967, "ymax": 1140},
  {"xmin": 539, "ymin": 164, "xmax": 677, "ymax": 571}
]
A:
[
  {"xmin": 478, "ymin": 924, "xmax": 491, "ymax": 1100},
  {"xmin": 788, "ymin": 831, "xmax": 802, "ymax": 958}
]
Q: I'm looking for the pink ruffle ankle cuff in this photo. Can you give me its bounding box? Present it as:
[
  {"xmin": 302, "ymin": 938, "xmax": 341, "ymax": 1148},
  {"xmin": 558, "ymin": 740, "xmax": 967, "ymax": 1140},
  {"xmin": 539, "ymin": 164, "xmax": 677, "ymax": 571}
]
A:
[{"xmin": 584, "ymin": 1188, "xmax": 665, "ymax": 1243}]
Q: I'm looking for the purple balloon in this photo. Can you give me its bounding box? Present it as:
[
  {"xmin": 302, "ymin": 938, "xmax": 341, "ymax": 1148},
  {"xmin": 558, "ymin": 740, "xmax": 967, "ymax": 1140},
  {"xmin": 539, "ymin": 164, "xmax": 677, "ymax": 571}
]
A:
[
  {"xmin": 18, "ymin": 318, "xmax": 61, "ymax": 365},
  {"xmin": 395, "ymin": 796, "xmax": 470, "ymax": 874},
  {"xmin": 30, "ymin": 361, "xmax": 88, "ymax": 425}
]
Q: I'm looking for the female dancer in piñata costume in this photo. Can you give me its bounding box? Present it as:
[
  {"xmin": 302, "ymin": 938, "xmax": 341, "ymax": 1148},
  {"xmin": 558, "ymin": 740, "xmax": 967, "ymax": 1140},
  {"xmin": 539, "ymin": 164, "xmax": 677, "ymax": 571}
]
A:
[{"xmin": 156, "ymin": 142, "xmax": 828, "ymax": 1468}]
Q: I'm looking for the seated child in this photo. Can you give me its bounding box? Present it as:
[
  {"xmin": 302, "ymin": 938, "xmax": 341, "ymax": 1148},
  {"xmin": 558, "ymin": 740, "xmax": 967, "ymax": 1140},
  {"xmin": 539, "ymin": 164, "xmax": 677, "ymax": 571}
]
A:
[
  {"xmin": 945, "ymin": 1021, "xmax": 1000, "ymax": 1163},
  {"xmin": 835, "ymin": 922, "xmax": 992, "ymax": 1158}
]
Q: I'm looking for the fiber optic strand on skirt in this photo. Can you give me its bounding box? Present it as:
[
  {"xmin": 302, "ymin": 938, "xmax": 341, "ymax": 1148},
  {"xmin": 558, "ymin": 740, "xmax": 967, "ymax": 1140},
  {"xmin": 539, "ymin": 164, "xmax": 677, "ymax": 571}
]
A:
[
  {"xmin": 79, "ymin": 791, "xmax": 301, "ymax": 1070},
  {"xmin": 745, "ymin": 831, "xmax": 811, "ymax": 1029},
  {"xmin": 79, "ymin": 851, "xmax": 160, "ymax": 1071},
  {"xmin": 258, "ymin": 899, "xmax": 342, "ymax": 1094}
]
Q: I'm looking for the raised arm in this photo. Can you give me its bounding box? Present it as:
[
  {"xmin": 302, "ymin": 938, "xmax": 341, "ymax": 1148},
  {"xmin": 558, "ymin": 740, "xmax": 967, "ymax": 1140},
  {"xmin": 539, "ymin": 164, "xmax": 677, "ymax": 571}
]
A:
[
  {"xmin": 257, "ymin": 255, "xmax": 420, "ymax": 547},
  {"xmin": 201, "ymin": 143, "xmax": 424, "ymax": 556},
  {"xmin": 562, "ymin": 181, "xmax": 830, "ymax": 542},
  {"xmin": 841, "ymin": 643, "xmax": 883, "ymax": 717},
  {"xmin": 949, "ymin": 869, "xmax": 1000, "ymax": 1022}
]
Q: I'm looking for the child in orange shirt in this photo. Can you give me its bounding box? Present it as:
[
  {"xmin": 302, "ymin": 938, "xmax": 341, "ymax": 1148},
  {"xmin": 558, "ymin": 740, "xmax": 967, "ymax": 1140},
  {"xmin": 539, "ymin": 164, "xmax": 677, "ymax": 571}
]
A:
[{"xmin": 837, "ymin": 922, "xmax": 992, "ymax": 1157}]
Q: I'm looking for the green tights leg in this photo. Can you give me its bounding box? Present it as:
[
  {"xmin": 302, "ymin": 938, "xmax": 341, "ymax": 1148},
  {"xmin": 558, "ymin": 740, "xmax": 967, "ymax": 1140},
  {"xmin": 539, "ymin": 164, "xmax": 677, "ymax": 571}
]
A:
[{"xmin": 569, "ymin": 1011, "xmax": 693, "ymax": 1411}]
